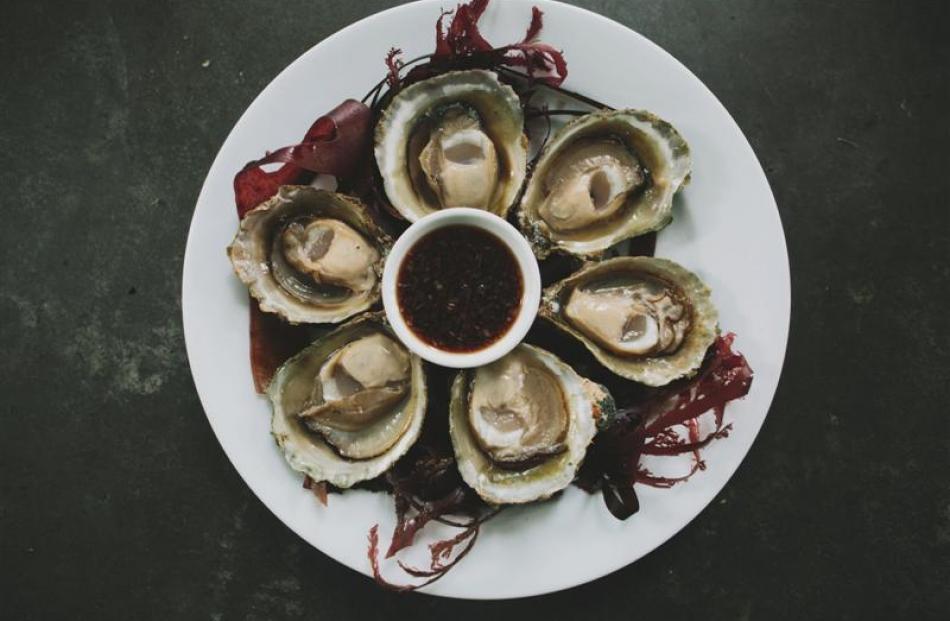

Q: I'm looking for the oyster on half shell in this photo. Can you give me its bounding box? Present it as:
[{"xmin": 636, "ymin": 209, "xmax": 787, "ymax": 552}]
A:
[
  {"xmin": 540, "ymin": 256, "xmax": 718, "ymax": 387},
  {"xmin": 518, "ymin": 110, "xmax": 691, "ymax": 258},
  {"xmin": 228, "ymin": 186, "xmax": 391, "ymax": 325},
  {"xmin": 374, "ymin": 70, "xmax": 528, "ymax": 221},
  {"xmin": 269, "ymin": 313, "xmax": 426, "ymax": 488},
  {"xmin": 449, "ymin": 345, "xmax": 613, "ymax": 505}
]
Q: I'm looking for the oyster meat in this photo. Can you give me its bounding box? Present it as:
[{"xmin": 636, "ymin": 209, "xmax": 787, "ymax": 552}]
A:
[
  {"xmin": 449, "ymin": 345, "xmax": 612, "ymax": 505},
  {"xmin": 375, "ymin": 70, "xmax": 528, "ymax": 221},
  {"xmin": 541, "ymin": 256, "xmax": 718, "ymax": 386},
  {"xmin": 228, "ymin": 186, "xmax": 391, "ymax": 324},
  {"xmin": 519, "ymin": 110, "xmax": 691, "ymax": 258},
  {"xmin": 270, "ymin": 313, "xmax": 426, "ymax": 488}
]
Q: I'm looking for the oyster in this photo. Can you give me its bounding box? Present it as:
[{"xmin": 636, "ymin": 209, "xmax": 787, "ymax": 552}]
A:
[
  {"xmin": 449, "ymin": 345, "xmax": 612, "ymax": 504},
  {"xmin": 375, "ymin": 70, "xmax": 528, "ymax": 221},
  {"xmin": 540, "ymin": 257, "xmax": 718, "ymax": 386},
  {"xmin": 269, "ymin": 313, "xmax": 426, "ymax": 488},
  {"xmin": 228, "ymin": 186, "xmax": 391, "ymax": 324},
  {"xmin": 518, "ymin": 110, "xmax": 691, "ymax": 258}
]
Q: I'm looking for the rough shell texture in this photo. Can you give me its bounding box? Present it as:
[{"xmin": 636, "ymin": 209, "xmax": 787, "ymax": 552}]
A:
[
  {"xmin": 269, "ymin": 313, "xmax": 426, "ymax": 488},
  {"xmin": 540, "ymin": 256, "xmax": 718, "ymax": 386},
  {"xmin": 374, "ymin": 69, "xmax": 528, "ymax": 221},
  {"xmin": 448, "ymin": 344, "xmax": 607, "ymax": 505},
  {"xmin": 227, "ymin": 186, "xmax": 391, "ymax": 324},
  {"xmin": 519, "ymin": 109, "xmax": 691, "ymax": 258}
]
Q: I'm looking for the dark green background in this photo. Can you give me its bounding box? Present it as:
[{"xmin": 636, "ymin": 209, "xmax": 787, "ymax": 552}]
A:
[{"xmin": 2, "ymin": 0, "xmax": 948, "ymax": 618}]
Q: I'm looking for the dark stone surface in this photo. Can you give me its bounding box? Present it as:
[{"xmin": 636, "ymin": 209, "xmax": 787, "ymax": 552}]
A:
[{"xmin": 1, "ymin": 0, "xmax": 947, "ymax": 618}]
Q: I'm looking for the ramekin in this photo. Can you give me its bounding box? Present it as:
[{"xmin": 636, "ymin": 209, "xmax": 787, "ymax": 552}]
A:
[{"xmin": 381, "ymin": 207, "xmax": 541, "ymax": 368}]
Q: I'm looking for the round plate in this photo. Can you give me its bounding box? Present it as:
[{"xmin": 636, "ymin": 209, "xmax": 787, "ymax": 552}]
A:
[{"xmin": 182, "ymin": 0, "xmax": 790, "ymax": 599}]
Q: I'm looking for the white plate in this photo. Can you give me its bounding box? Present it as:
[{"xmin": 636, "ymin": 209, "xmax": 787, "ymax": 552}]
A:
[{"xmin": 182, "ymin": 0, "xmax": 790, "ymax": 599}]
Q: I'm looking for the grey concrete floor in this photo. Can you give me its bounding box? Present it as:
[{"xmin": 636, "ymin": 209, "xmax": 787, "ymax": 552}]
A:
[{"xmin": 2, "ymin": 0, "xmax": 948, "ymax": 618}]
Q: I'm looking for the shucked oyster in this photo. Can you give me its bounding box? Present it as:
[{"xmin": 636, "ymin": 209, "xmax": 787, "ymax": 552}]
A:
[
  {"xmin": 541, "ymin": 257, "xmax": 718, "ymax": 386},
  {"xmin": 375, "ymin": 70, "xmax": 528, "ymax": 221},
  {"xmin": 449, "ymin": 345, "xmax": 612, "ymax": 505},
  {"xmin": 298, "ymin": 332, "xmax": 412, "ymax": 460},
  {"xmin": 228, "ymin": 186, "xmax": 392, "ymax": 323},
  {"xmin": 519, "ymin": 110, "xmax": 691, "ymax": 258},
  {"xmin": 270, "ymin": 313, "xmax": 426, "ymax": 488},
  {"xmin": 228, "ymin": 186, "xmax": 391, "ymax": 324}
]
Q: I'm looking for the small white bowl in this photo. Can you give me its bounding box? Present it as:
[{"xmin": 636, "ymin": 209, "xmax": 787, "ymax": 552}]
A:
[{"xmin": 382, "ymin": 207, "xmax": 541, "ymax": 368}]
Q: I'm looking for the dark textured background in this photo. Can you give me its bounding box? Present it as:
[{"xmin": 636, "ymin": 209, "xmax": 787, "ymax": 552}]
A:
[{"xmin": 2, "ymin": 0, "xmax": 948, "ymax": 618}]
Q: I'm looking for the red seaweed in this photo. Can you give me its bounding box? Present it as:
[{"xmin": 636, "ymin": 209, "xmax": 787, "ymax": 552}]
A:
[
  {"xmin": 432, "ymin": 2, "xmax": 567, "ymax": 86},
  {"xmin": 367, "ymin": 475, "xmax": 497, "ymax": 591},
  {"xmin": 368, "ymin": 524, "xmax": 480, "ymax": 592},
  {"xmin": 381, "ymin": 0, "xmax": 567, "ymax": 99},
  {"xmin": 575, "ymin": 334, "xmax": 754, "ymax": 519},
  {"xmin": 248, "ymin": 302, "xmax": 312, "ymax": 393},
  {"xmin": 381, "ymin": 437, "xmax": 490, "ymax": 556},
  {"xmin": 302, "ymin": 475, "xmax": 329, "ymax": 506},
  {"xmin": 434, "ymin": 0, "xmax": 493, "ymax": 58},
  {"xmin": 361, "ymin": 409, "xmax": 500, "ymax": 591},
  {"xmin": 384, "ymin": 48, "xmax": 404, "ymax": 89},
  {"xmin": 368, "ymin": 501, "xmax": 495, "ymax": 591},
  {"xmin": 385, "ymin": 488, "xmax": 468, "ymax": 558},
  {"xmin": 233, "ymin": 99, "xmax": 372, "ymax": 217}
]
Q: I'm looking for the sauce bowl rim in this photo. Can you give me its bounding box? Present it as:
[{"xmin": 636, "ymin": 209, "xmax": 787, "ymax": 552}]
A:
[{"xmin": 381, "ymin": 207, "xmax": 542, "ymax": 369}]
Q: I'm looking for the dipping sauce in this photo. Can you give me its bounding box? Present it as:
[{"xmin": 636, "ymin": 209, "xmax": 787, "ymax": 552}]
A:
[{"xmin": 396, "ymin": 225, "xmax": 523, "ymax": 352}]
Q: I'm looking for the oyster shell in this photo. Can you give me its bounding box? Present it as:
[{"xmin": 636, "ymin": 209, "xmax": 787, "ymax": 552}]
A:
[
  {"xmin": 449, "ymin": 345, "xmax": 612, "ymax": 505},
  {"xmin": 269, "ymin": 313, "xmax": 426, "ymax": 488},
  {"xmin": 518, "ymin": 110, "xmax": 691, "ymax": 258},
  {"xmin": 374, "ymin": 70, "xmax": 528, "ymax": 221},
  {"xmin": 540, "ymin": 257, "xmax": 718, "ymax": 386},
  {"xmin": 228, "ymin": 186, "xmax": 391, "ymax": 324}
]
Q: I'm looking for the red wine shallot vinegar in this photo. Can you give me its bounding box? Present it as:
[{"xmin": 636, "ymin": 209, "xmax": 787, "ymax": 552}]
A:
[{"xmin": 396, "ymin": 225, "xmax": 522, "ymax": 353}]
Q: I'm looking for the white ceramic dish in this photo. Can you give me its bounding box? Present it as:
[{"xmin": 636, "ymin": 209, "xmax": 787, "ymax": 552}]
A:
[
  {"xmin": 182, "ymin": 0, "xmax": 790, "ymax": 599},
  {"xmin": 381, "ymin": 207, "xmax": 541, "ymax": 369}
]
